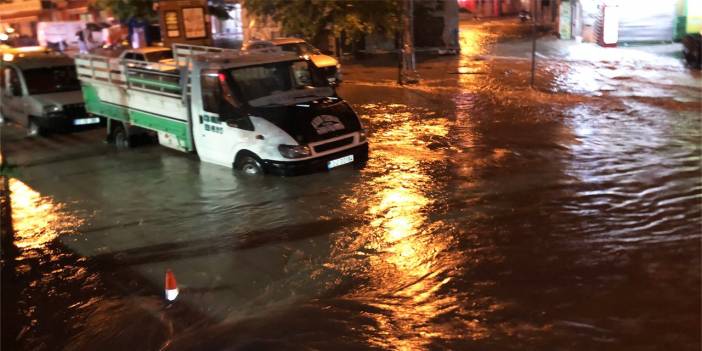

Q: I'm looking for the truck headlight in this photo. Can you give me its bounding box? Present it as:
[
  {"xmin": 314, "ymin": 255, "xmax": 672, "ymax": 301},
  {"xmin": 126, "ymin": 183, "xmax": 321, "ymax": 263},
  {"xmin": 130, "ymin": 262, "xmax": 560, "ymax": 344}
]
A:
[
  {"xmin": 278, "ymin": 144, "xmax": 311, "ymax": 159},
  {"xmin": 43, "ymin": 105, "xmax": 62, "ymax": 115}
]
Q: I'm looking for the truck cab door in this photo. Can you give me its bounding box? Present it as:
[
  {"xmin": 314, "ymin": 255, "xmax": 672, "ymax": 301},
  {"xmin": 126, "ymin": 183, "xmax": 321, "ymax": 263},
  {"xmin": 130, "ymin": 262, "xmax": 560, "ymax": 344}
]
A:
[
  {"xmin": 193, "ymin": 70, "xmax": 256, "ymax": 167},
  {"xmin": 1, "ymin": 66, "xmax": 27, "ymax": 124}
]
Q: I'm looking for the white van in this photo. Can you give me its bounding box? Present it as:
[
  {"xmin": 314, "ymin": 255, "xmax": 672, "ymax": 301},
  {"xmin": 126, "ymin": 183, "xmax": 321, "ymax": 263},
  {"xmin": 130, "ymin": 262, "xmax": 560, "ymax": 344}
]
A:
[
  {"xmin": 243, "ymin": 38, "xmax": 342, "ymax": 85},
  {"xmin": 0, "ymin": 49, "xmax": 97, "ymax": 135}
]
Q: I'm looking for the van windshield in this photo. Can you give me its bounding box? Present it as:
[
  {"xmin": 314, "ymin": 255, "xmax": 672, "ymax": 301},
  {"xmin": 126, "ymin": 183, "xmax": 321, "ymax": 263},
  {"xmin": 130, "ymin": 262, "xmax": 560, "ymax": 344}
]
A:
[
  {"xmin": 23, "ymin": 66, "xmax": 80, "ymax": 95},
  {"xmin": 278, "ymin": 43, "xmax": 319, "ymax": 56},
  {"xmin": 226, "ymin": 60, "xmax": 332, "ymax": 107}
]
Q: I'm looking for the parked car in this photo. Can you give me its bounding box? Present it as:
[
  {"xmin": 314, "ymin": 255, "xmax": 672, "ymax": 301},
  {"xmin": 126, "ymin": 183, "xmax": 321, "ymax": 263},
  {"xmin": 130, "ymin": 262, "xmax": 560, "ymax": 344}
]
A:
[
  {"xmin": 243, "ymin": 38, "xmax": 342, "ymax": 85},
  {"xmin": 119, "ymin": 46, "xmax": 174, "ymax": 63},
  {"xmin": 116, "ymin": 46, "xmax": 176, "ymax": 71},
  {"xmin": 0, "ymin": 49, "xmax": 97, "ymax": 135}
]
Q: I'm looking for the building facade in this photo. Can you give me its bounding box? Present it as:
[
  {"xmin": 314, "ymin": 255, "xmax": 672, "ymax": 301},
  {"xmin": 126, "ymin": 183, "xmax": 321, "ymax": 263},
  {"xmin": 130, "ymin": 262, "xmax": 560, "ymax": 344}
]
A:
[
  {"xmin": 560, "ymin": 0, "xmax": 698, "ymax": 43},
  {"xmin": 0, "ymin": 0, "xmax": 99, "ymax": 39}
]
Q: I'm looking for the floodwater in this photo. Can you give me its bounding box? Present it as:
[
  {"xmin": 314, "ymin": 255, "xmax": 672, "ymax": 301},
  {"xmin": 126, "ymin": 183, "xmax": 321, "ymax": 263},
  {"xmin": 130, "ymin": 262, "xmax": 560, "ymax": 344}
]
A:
[{"xmin": 2, "ymin": 19, "xmax": 700, "ymax": 351}]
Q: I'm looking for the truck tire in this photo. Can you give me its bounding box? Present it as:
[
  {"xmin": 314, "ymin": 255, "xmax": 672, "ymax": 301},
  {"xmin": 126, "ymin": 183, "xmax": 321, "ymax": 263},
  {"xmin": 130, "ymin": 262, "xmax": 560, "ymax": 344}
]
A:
[
  {"xmin": 238, "ymin": 155, "xmax": 263, "ymax": 175},
  {"xmin": 112, "ymin": 124, "xmax": 130, "ymax": 149}
]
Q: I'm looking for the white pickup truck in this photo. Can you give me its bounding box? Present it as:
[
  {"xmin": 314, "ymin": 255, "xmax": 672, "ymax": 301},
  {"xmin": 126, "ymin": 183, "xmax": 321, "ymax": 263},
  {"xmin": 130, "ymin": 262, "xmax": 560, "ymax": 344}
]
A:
[{"xmin": 74, "ymin": 44, "xmax": 368, "ymax": 175}]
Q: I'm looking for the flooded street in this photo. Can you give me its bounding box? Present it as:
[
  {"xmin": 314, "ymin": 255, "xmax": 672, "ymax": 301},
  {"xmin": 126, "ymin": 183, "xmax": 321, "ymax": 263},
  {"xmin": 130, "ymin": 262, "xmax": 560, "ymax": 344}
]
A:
[{"xmin": 2, "ymin": 19, "xmax": 700, "ymax": 350}]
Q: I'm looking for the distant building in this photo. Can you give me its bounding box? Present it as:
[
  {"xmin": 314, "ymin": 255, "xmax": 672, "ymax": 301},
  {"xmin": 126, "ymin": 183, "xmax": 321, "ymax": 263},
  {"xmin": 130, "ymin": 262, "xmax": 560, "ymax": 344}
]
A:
[
  {"xmin": 360, "ymin": 0, "xmax": 461, "ymax": 55},
  {"xmin": 0, "ymin": 0, "xmax": 100, "ymax": 40}
]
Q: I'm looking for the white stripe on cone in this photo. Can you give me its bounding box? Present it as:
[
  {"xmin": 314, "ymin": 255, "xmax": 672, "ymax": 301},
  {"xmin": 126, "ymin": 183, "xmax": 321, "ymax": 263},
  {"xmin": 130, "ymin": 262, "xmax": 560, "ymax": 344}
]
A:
[
  {"xmin": 165, "ymin": 269, "xmax": 179, "ymax": 301},
  {"xmin": 165, "ymin": 287, "xmax": 179, "ymax": 301}
]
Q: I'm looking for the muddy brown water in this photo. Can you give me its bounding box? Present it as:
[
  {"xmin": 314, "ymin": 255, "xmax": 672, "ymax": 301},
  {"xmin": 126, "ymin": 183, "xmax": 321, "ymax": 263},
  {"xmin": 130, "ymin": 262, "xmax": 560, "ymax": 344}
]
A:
[{"xmin": 2, "ymin": 20, "xmax": 700, "ymax": 351}]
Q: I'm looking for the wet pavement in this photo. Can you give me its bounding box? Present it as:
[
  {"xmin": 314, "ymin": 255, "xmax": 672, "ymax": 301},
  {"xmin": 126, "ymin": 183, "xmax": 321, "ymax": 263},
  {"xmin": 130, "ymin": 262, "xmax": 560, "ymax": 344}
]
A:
[{"xmin": 1, "ymin": 18, "xmax": 700, "ymax": 351}]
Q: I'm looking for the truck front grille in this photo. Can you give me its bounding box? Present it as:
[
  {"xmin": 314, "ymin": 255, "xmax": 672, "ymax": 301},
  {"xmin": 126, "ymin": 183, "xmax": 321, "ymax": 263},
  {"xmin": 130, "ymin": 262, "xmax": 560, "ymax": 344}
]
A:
[{"xmin": 314, "ymin": 136, "xmax": 354, "ymax": 153}]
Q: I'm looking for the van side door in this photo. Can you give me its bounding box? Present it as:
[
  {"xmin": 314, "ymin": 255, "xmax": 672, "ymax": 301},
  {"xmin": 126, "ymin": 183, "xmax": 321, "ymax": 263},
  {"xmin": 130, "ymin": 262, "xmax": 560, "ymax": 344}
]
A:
[{"xmin": 1, "ymin": 66, "xmax": 27, "ymax": 124}]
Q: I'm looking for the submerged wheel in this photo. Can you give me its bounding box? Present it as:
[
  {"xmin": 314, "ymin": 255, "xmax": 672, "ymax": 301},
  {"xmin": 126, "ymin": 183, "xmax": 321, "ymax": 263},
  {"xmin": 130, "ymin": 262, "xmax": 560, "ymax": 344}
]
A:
[
  {"xmin": 27, "ymin": 118, "xmax": 43, "ymax": 137},
  {"xmin": 238, "ymin": 155, "xmax": 263, "ymax": 176},
  {"xmin": 113, "ymin": 125, "xmax": 130, "ymax": 149}
]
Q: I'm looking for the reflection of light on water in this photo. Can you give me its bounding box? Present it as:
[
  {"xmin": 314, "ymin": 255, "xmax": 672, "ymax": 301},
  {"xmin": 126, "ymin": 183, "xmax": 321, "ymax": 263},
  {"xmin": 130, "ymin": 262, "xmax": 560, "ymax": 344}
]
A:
[
  {"xmin": 457, "ymin": 24, "xmax": 489, "ymax": 87},
  {"xmin": 454, "ymin": 24, "xmax": 486, "ymax": 153},
  {"xmin": 554, "ymin": 63, "xmax": 602, "ymax": 95},
  {"xmin": 565, "ymin": 103, "xmax": 670, "ymax": 186},
  {"xmin": 338, "ymin": 104, "xmax": 491, "ymax": 348},
  {"xmin": 363, "ymin": 168, "xmax": 444, "ymax": 350},
  {"xmin": 458, "ymin": 24, "xmax": 485, "ymax": 57},
  {"xmin": 370, "ymin": 177, "xmax": 428, "ymax": 242},
  {"xmin": 10, "ymin": 179, "xmax": 83, "ymax": 253}
]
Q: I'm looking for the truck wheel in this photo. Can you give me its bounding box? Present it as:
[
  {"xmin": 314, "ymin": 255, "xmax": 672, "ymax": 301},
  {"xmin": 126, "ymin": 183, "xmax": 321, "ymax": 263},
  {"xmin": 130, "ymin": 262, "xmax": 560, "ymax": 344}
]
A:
[
  {"xmin": 113, "ymin": 125, "xmax": 130, "ymax": 149},
  {"xmin": 238, "ymin": 156, "xmax": 263, "ymax": 175}
]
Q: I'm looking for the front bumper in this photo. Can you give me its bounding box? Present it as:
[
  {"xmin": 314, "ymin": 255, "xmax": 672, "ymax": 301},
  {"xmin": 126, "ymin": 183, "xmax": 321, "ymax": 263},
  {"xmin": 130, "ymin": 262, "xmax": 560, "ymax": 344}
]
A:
[
  {"xmin": 262, "ymin": 142, "xmax": 369, "ymax": 176},
  {"xmin": 36, "ymin": 114, "xmax": 103, "ymax": 131}
]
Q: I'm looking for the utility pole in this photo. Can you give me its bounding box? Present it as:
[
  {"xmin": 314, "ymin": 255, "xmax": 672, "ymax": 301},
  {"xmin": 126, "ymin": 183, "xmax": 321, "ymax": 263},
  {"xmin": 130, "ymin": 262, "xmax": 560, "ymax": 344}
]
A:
[
  {"xmin": 398, "ymin": 0, "xmax": 418, "ymax": 85},
  {"xmin": 530, "ymin": 0, "xmax": 537, "ymax": 88}
]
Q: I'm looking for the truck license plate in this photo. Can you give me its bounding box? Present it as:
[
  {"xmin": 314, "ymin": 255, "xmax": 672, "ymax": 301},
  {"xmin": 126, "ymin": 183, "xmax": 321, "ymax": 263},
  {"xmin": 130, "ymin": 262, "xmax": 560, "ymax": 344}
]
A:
[
  {"xmin": 73, "ymin": 117, "xmax": 100, "ymax": 126},
  {"xmin": 327, "ymin": 155, "xmax": 354, "ymax": 169}
]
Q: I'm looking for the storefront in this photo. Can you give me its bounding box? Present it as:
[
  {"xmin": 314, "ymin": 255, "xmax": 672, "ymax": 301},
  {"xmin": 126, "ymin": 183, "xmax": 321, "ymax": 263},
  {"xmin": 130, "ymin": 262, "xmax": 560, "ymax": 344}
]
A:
[{"xmin": 569, "ymin": 0, "xmax": 683, "ymax": 44}]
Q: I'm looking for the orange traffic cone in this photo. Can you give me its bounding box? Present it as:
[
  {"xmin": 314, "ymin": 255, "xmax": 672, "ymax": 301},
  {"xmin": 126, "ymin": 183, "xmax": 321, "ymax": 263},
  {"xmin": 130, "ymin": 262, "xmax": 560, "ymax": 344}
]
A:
[{"xmin": 165, "ymin": 269, "xmax": 179, "ymax": 301}]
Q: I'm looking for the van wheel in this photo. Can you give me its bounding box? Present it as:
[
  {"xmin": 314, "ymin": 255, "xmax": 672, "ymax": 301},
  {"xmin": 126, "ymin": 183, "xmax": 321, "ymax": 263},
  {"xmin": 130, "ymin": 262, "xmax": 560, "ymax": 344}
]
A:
[
  {"xmin": 113, "ymin": 125, "xmax": 130, "ymax": 149},
  {"xmin": 27, "ymin": 118, "xmax": 44, "ymax": 137},
  {"xmin": 238, "ymin": 156, "xmax": 263, "ymax": 176}
]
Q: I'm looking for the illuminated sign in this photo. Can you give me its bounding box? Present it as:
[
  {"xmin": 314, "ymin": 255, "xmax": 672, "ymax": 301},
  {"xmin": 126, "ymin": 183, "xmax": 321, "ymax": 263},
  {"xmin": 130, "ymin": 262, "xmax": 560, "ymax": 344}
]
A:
[
  {"xmin": 182, "ymin": 7, "xmax": 206, "ymax": 39},
  {"xmin": 165, "ymin": 10, "xmax": 180, "ymax": 38}
]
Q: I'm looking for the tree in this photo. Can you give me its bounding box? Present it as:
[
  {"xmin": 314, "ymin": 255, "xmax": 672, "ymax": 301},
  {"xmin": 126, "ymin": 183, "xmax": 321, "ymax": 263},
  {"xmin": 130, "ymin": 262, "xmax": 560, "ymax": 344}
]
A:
[
  {"xmin": 95, "ymin": 0, "xmax": 157, "ymax": 21},
  {"xmin": 95, "ymin": 0, "xmax": 230, "ymax": 22},
  {"xmin": 208, "ymin": 0, "xmax": 232, "ymax": 20},
  {"xmin": 244, "ymin": 0, "xmax": 401, "ymax": 44}
]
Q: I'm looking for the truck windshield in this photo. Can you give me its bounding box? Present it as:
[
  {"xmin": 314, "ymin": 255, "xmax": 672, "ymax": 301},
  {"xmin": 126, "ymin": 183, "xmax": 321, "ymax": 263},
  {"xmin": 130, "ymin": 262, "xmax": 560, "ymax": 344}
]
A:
[
  {"xmin": 226, "ymin": 60, "xmax": 331, "ymax": 106},
  {"xmin": 23, "ymin": 66, "xmax": 80, "ymax": 95}
]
